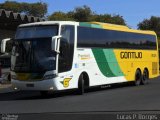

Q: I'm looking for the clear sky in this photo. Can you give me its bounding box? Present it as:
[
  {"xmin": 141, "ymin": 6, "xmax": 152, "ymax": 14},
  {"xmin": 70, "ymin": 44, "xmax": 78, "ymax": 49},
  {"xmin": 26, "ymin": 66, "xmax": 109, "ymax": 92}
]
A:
[{"xmin": 0, "ymin": 0, "xmax": 160, "ymax": 29}]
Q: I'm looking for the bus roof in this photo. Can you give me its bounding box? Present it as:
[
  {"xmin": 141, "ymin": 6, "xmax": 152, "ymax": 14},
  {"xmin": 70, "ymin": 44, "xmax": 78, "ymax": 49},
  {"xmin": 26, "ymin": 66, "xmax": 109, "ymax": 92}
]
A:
[
  {"xmin": 19, "ymin": 21, "xmax": 78, "ymax": 27},
  {"xmin": 80, "ymin": 22, "xmax": 156, "ymax": 36},
  {"xmin": 19, "ymin": 21, "xmax": 156, "ymax": 36}
]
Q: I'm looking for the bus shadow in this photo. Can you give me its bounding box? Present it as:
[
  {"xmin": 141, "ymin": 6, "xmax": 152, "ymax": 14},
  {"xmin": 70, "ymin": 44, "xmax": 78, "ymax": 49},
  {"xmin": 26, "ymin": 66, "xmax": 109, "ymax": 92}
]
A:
[
  {"xmin": 87, "ymin": 82, "xmax": 134, "ymax": 93},
  {"xmin": 0, "ymin": 76, "xmax": 158, "ymax": 101},
  {"xmin": 0, "ymin": 82, "xmax": 136, "ymax": 101}
]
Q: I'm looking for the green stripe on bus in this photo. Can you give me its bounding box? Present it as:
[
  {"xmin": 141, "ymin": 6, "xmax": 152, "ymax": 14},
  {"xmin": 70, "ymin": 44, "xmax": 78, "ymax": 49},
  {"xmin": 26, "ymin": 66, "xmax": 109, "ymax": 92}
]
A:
[
  {"xmin": 92, "ymin": 49, "xmax": 115, "ymax": 77},
  {"xmin": 92, "ymin": 49, "xmax": 124, "ymax": 77},
  {"xmin": 103, "ymin": 49, "xmax": 124, "ymax": 76},
  {"xmin": 79, "ymin": 22, "xmax": 102, "ymax": 28}
]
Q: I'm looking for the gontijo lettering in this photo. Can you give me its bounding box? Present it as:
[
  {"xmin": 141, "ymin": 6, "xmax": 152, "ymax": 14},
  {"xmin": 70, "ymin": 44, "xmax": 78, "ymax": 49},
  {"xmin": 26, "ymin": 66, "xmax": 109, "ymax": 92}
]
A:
[{"xmin": 120, "ymin": 52, "xmax": 142, "ymax": 59}]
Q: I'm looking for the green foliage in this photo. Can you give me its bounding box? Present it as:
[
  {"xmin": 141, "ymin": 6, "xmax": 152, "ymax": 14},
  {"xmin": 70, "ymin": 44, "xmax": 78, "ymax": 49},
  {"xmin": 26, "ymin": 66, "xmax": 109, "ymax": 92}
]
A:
[
  {"xmin": 49, "ymin": 6, "xmax": 126, "ymax": 25},
  {"xmin": 48, "ymin": 12, "xmax": 74, "ymax": 21},
  {"xmin": 138, "ymin": 16, "xmax": 160, "ymax": 37},
  {"xmin": 23, "ymin": 2, "xmax": 47, "ymax": 18},
  {"xmin": 0, "ymin": 1, "xmax": 47, "ymax": 17},
  {"xmin": 49, "ymin": 6, "xmax": 94, "ymax": 22},
  {"xmin": 0, "ymin": 1, "xmax": 22, "ymax": 13},
  {"xmin": 0, "ymin": 2, "xmax": 126, "ymax": 25},
  {"xmin": 94, "ymin": 14, "xmax": 126, "ymax": 25},
  {"xmin": 73, "ymin": 5, "xmax": 93, "ymax": 22}
]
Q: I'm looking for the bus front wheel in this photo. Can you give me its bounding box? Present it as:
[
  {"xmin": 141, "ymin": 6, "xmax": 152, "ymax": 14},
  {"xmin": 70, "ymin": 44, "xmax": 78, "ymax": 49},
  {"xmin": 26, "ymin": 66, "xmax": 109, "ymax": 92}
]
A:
[{"xmin": 77, "ymin": 74, "xmax": 85, "ymax": 95}]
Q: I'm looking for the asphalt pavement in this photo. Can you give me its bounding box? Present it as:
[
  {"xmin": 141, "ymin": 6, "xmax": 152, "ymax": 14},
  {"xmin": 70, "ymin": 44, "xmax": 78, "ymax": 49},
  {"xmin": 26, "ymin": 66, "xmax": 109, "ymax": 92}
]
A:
[{"xmin": 0, "ymin": 77, "xmax": 160, "ymax": 114}]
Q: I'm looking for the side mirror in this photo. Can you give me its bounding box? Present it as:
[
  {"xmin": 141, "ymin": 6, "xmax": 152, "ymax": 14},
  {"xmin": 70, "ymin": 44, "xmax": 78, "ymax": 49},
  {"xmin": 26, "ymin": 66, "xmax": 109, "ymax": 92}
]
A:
[
  {"xmin": 52, "ymin": 35, "xmax": 61, "ymax": 53},
  {"xmin": 1, "ymin": 38, "xmax": 11, "ymax": 53}
]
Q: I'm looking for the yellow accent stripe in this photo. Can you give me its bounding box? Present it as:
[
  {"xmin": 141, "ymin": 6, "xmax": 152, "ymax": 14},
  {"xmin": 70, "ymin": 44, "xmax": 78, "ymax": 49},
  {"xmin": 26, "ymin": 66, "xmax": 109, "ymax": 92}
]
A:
[{"xmin": 89, "ymin": 22, "xmax": 156, "ymax": 35}]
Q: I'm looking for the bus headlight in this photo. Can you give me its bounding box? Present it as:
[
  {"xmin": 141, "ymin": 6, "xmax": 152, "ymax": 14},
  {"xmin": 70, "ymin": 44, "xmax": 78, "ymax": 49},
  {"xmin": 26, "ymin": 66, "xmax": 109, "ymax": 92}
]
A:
[{"xmin": 43, "ymin": 74, "xmax": 56, "ymax": 80}]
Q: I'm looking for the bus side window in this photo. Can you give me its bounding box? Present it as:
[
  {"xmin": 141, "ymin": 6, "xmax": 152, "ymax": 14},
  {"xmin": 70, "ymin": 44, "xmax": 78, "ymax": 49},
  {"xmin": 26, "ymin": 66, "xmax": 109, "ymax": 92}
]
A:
[{"xmin": 58, "ymin": 25, "xmax": 74, "ymax": 73}]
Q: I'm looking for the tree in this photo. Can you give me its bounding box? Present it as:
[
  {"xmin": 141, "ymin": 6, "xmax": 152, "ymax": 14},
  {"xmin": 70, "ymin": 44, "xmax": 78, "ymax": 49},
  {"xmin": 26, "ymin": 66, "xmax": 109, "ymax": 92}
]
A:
[
  {"xmin": 94, "ymin": 14, "xmax": 126, "ymax": 25},
  {"xmin": 0, "ymin": 1, "xmax": 22, "ymax": 13},
  {"xmin": 138, "ymin": 16, "xmax": 160, "ymax": 37},
  {"xmin": 0, "ymin": 1, "xmax": 47, "ymax": 18},
  {"xmin": 73, "ymin": 5, "xmax": 94, "ymax": 22},
  {"xmin": 49, "ymin": 5, "xmax": 126, "ymax": 26},
  {"xmin": 49, "ymin": 5, "xmax": 94, "ymax": 22},
  {"xmin": 23, "ymin": 2, "xmax": 47, "ymax": 18},
  {"xmin": 48, "ymin": 12, "xmax": 74, "ymax": 21}
]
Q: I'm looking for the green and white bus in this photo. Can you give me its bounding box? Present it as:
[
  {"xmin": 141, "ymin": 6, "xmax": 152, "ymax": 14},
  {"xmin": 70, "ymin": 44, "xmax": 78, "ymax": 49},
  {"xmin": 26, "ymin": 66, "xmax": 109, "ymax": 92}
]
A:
[{"xmin": 1, "ymin": 21, "xmax": 159, "ymax": 95}]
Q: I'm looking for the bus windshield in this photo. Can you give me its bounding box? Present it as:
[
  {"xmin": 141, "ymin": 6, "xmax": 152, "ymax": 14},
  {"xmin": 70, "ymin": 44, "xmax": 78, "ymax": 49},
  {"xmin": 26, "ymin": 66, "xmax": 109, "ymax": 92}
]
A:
[
  {"xmin": 11, "ymin": 25, "xmax": 58, "ymax": 72},
  {"xmin": 15, "ymin": 25, "xmax": 58, "ymax": 39},
  {"xmin": 11, "ymin": 38, "xmax": 56, "ymax": 72}
]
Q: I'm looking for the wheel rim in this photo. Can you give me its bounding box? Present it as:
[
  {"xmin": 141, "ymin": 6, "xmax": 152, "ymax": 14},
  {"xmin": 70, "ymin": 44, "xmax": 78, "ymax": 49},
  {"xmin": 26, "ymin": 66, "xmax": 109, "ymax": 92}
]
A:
[
  {"xmin": 143, "ymin": 70, "xmax": 148, "ymax": 84},
  {"xmin": 135, "ymin": 71, "xmax": 141, "ymax": 85}
]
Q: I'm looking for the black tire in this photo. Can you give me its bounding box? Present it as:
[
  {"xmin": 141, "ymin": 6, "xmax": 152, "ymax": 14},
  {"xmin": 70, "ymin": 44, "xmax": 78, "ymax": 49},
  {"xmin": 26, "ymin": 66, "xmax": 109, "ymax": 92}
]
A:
[
  {"xmin": 134, "ymin": 69, "xmax": 142, "ymax": 86},
  {"xmin": 40, "ymin": 91, "xmax": 49, "ymax": 97},
  {"xmin": 8, "ymin": 74, "xmax": 11, "ymax": 81},
  {"xmin": 141, "ymin": 69, "xmax": 149, "ymax": 85},
  {"xmin": 77, "ymin": 74, "xmax": 84, "ymax": 95}
]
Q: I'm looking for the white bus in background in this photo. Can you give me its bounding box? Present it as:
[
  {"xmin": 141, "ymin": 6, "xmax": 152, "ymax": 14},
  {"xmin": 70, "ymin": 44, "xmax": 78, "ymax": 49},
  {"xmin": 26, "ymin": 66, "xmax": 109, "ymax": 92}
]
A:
[{"xmin": 1, "ymin": 21, "xmax": 159, "ymax": 95}]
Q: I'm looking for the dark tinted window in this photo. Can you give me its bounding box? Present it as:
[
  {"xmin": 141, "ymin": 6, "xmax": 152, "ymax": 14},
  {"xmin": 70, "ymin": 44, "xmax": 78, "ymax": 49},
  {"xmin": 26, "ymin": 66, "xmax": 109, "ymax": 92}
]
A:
[
  {"xmin": 58, "ymin": 25, "xmax": 75, "ymax": 73},
  {"xmin": 77, "ymin": 26, "xmax": 157, "ymax": 50},
  {"xmin": 16, "ymin": 25, "xmax": 58, "ymax": 39}
]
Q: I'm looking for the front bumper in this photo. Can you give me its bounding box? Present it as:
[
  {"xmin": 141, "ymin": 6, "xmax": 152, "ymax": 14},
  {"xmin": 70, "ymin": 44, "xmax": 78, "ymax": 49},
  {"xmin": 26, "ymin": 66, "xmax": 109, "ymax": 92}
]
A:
[{"xmin": 11, "ymin": 79, "xmax": 58, "ymax": 91}]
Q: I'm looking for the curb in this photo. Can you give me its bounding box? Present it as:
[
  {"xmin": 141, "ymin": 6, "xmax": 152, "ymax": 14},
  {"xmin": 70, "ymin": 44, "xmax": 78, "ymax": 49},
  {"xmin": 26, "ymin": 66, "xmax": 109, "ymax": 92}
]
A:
[{"xmin": 0, "ymin": 84, "xmax": 16, "ymax": 93}]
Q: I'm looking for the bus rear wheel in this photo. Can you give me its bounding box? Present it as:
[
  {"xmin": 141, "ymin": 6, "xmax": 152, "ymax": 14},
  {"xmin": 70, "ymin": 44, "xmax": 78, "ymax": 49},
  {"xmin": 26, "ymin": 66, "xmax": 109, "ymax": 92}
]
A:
[
  {"xmin": 134, "ymin": 69, "xmax": 142, "ymax": 86},
  {"xmin": 141, "ymin": 69, "xmax": 149, "ymax": 85}
]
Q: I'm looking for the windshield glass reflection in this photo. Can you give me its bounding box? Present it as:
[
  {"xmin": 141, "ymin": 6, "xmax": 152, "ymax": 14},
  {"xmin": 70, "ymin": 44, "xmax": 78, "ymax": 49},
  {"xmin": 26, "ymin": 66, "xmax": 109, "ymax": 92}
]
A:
[{"xmin": 11, "ymin": 38, "xmax": 56, "ymax": 72}]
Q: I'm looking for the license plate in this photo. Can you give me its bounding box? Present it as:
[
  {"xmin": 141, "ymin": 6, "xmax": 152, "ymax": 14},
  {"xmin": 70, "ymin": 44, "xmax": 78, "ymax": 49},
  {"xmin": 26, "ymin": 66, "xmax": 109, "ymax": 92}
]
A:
[{"xmin": 26, "ymin": 84, "xmax": 34, "ymax": 87}]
